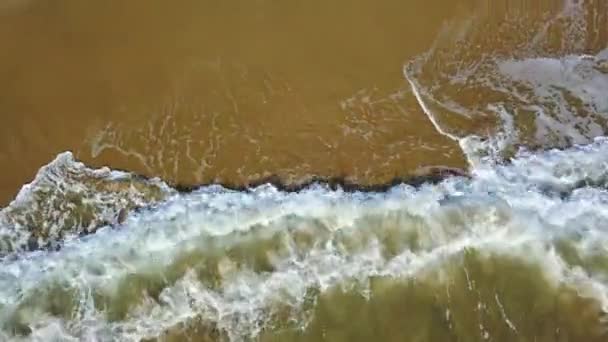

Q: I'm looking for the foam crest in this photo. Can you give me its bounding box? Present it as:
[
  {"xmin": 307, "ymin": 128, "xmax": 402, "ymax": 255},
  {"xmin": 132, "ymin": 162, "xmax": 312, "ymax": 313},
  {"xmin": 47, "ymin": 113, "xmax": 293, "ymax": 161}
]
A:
[
  {"xmin": 0, "ymin": 152, "xmax": 172, "ymax": 255},
  {"xmin": 2, "ymin": 139, "xmax": 608, "ymax": 340}
]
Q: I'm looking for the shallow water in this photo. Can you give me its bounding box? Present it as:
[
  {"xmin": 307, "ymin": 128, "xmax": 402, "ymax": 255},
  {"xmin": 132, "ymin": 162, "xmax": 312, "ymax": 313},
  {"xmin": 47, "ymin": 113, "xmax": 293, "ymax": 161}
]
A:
[
  {"xmin": 0, "ymin": 0, "xmax": 472, "ymax": 205},
  {"xmin": 1, "ymin": 0, "xmax": 608, "ymax": 341}
]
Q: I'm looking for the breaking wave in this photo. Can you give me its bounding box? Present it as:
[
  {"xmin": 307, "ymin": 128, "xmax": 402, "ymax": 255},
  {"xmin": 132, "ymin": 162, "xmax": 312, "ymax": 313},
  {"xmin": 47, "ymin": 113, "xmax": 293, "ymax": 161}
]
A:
[
  {"xmin": 1, "ymin": 0, "xmax": 608, "ymax": 341},
  {"xmin": 2, "ymin": 139, "xmax": 608, "ymax": 340}
]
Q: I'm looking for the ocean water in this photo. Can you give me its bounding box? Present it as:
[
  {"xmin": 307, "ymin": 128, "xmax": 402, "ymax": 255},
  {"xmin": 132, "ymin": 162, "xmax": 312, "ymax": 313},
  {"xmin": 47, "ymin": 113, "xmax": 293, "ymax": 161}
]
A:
[
  {"xmin": 3, "ymin": 139, "xmax": 608, "ymax": 341},
  {"xmin": 1, "ymin": 0, "xmax": 608, "ymax": 341}
]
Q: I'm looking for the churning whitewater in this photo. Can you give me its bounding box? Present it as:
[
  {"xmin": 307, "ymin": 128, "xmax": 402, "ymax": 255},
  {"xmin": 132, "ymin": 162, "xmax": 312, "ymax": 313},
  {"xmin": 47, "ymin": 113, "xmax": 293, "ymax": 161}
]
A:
[
  {"xmin": 2, "ymin": 138, "xmax": 608, "ymax": 341},
  {"xmin": 1, "ymin": 1, "xmax": 608, "ymax": 341}
]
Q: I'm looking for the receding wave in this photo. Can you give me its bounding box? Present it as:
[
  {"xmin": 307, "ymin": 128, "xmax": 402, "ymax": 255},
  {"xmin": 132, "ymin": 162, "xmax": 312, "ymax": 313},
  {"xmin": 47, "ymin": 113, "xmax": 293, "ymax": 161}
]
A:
[{"xmin": 405, "ymin": 0, "xmax": 608, "ymax": 163}]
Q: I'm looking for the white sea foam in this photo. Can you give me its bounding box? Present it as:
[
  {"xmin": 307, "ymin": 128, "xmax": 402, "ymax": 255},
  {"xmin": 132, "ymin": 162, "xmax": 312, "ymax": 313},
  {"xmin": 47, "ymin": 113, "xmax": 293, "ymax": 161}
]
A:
[
  {"xmin": 405, "ymin": 0, "xmax": 608, "ymax": 157},
  {"xmin": 0, "ymin": 152, "xmax": 172, "ymax": 254},
  {"xmin": 1, "ymin": 1, "xmax": 607, "ymax": 340},
  {"xmin": 2, "ymin": 138, "xmax": 608, "ymax": 340}
]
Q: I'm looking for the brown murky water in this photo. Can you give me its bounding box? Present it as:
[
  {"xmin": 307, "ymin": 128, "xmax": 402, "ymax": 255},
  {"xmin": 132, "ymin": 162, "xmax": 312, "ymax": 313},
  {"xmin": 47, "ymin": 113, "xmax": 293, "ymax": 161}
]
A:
[
  {"xmin": 1, "ymin": 2, "xmax": 608, "ymax": 342},
  {"xmin": 0, "ymin": 0, "xmax": 480, "ymax": 205}
]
